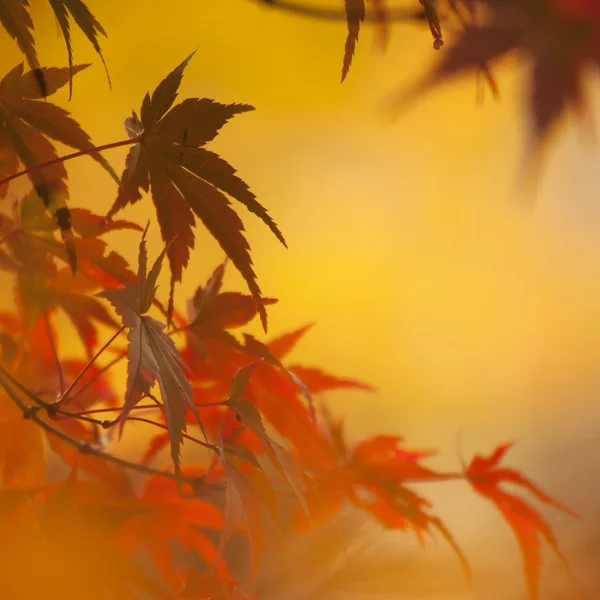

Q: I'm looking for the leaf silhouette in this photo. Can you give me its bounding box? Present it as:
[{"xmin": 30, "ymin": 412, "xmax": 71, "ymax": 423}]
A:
[
  {"xmin": 225, "ymin": 362, "xmax": 309, "ymax": 521},
  {"xmin": 0, "ymin": 63, "xmax": 119, "ymax": 272},
  {"xmin": 0, "ymin": 0, "xmax": 108, "ymax": 96},
  {"xmin": 105, "ymin": 51, "xmax": 285, "ymax": 330},
  {"xmin": 47, "ymin": 0, "xmax": 109, "ymax": 97},
  {"xmin": 98, "ymin": 227, "xmax": 198, "ymax": 480},
  {"xmin": 342, "ymin": 0, "xmax": 365, "ymax": 82},
  {"xmin": 186, "ymin": 261, "xmax": 278, "ymax": 338},
  {"xmin": 0, "ymin": 1, "xmax": 40, "ymax": 89},
  {"xmin": 466, "ymin": 443, "xmax": 578, "ymax": 600}
]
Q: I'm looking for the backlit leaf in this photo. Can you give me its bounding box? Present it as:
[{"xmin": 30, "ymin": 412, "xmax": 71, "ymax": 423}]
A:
[
  {"xmin": 47, "ymin": 0, "xmax": 109, "ymax": 97},
  {"xmin": 105, "ymin": 52, "xmax": 285, "ymax": 330},
  {"xmin": 98, "ymin": 228, "xmax": 196, "ymax": 480},
  {"xmin": 466, "ymin": 443, "xmax": 578, "ymax": 600},
  {"xmin": 0, "ymin": 63, "xmax": 119, "ymax": 272}
]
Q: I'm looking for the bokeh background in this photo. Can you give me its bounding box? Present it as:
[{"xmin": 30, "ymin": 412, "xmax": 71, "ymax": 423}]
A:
[{"xmin": 1, "ymin": 0, "xmax": 600, "ymax": 597}]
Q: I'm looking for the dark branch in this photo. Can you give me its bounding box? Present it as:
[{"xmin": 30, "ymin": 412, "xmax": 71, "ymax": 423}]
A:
[{"xmin": 248, "ymin": 0, "xmax": 428, "ymax": 23}]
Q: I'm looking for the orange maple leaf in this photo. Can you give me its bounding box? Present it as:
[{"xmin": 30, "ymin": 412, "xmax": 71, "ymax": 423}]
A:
[{"xmin": 466, "ymin": 443, "xmax": 580, "ymax": 600}]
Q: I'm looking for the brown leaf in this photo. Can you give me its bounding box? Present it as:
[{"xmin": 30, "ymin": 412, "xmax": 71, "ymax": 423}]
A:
[
  {"xmin": 98, "ymin": 228, "xmax": 196, "ymax": 480},
  {"xmin": 0, "ymin": 1, "xmax": 40, "ymax": 88},
  {"xmin": 225, "ymin": 362, "xmax": 310, "ymax": 522},
  {"xmin": 105, "ymin": 52, "xmax": 284, "ymax": 331},
  {"xmin": 47, "ymin": 0, "xmax": 109, "ymax": 97},
  {"xmin": 214, "ymin": 437, "xmax": 274, "ymax": 586}
]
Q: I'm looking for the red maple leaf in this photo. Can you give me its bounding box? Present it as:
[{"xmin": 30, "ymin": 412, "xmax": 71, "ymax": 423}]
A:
[{"xmin": 466, "ymin": 442, "xmax": 580, "ymax": 600}]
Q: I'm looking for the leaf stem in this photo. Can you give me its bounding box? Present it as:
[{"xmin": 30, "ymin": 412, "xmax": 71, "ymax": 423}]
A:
[
  {"xmin": 123, "ymin": 416, "xmax": 218, "ymax": 452},
  {"xmin": 57, "ymin": 325, "xmax": 126, "ymax": 407},
  {"xmin": 43, "ymin": 310, "xmax": 64, "ymax": 395},
  {"xmin": 71, "ymin": 398, "xmax": 229, "ymax": 417},
  {"xmin": 67, "ymin": 403, "xmax": 163, "ymax": 416},
  {"xmin": 0, "ymin": 136, "xmax": 141, "ymax": 189},
  {"xmin": 67, "ymin": 354, "xmax": 124, "ymax": 403}
]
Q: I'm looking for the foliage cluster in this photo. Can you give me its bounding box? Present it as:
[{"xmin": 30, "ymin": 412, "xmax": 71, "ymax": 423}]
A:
[{"xmin": 0, "ymin": 1, "xmax": 592, "ymax": 599}]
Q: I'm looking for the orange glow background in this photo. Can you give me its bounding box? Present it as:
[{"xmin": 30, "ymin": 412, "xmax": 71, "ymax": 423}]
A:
[{"xmin": 2, "ymin": 0, "xmax": 600, "ymax": 596}]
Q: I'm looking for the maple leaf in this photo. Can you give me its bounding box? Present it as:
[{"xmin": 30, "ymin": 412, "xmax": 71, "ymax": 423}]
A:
[
  {"xmin": 283, "ymin": 413, "xmax": 470, "ymax": 578},
  {"xmin": 214, "ymin": 430, "xmax": 281, "ymax": 586},
  {"xmin": 46, "ymin": 0, "xmax": 109, "ymax": 97},
  {"xmin": 0, "ymin": 194, "xmax": 138, "ymax": 357},
  {"xmin": 225, "ymin": 361, "xmax": 309, "ymax": 518},
  {"xmin": 391, "ymin": 0, "xmax": 600, "ymax": 162},
  {"xmin": 466, "ymin": 442, "xmax": 578, "ymax": 600},
  {"xmin": 185, "ymin": 261, "xmax": 278, "ymax": 347},
  {"xmin": 105, "ymin": 51, "xmax": 286, "ymax": 330},
  {"xmin": 242, "ymin": 333, "xmax": 318, "ymax": 423},
  {"xmin": 0, "ymin": 1, "xmax": 41, "ymax": 90},
  {"xmin": 0, "ymin": 62, "xmax": 119, "ymax": 271},
  {"xmin": 146, "ymin": 274, "xmax": 371, "ymax": 477},
  {"xmin": 33, "ymin": 468, "xmax": 166, "ymax": 599},
  {"xmin": 98, "ymin": 227, "xmax": 199, "ymax": 480},
  {"xmin": 116, "ymin": 469, "xmax": 231, "ymax": 591},
  {"xmin": 0, "ymin": 0, "xmax": 108, "ymax": 97},
  {"xmin": 244, "ymin": 324, "xmax": 373, "ymax": 431}
]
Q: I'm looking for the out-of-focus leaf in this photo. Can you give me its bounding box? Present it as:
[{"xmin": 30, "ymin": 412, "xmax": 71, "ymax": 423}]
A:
[
  {"xmin": 466, "ymin": 443, "xmax": 578, "ymax": 600},
  {"xmin": 214, "ymin": 436, "xmax": 274, "ymax": 587},
  {"xmin": 36, "ymin": 468, "xmax": 167, "ymax": 599},
  {"xmin": 225, "ymin": 363, "xmax": 309, "ymax": 523},
  {"xmin": 116, "ymin": 470, "xmax": 229, "ymax": 590},
  {"xmin": 0, "ymin": 196, "xmax": 133, "ymax": 357},
  {"xmin": 390, "ymin": 0, "xmax": 600, "ymax": 171},
  {"xmin": 0, "ymin": 63, "xmax": 118, "ymax": 271}
]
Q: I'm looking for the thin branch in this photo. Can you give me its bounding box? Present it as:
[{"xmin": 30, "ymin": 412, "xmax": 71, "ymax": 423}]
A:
[
  {"xmin": 43, "ymin": 310, "xmax": 64, "ymax": 395},
  {"xmin": 248, "ymin": 0, "xmax": 427, "ymax": 23},
  {"xmin": 0, "ymin": 364, "xmax": 231, "ymax": 474},
  {"xmin": 0, "ymin": 371, "xmax": 208, "ymax": 486},
  {"xmin": 70, "ymin": 403, "xmax": 163, "ymax": 417},
  {"xmin": 71, "ymin": 398, "xmax": 229, "ymax": 417},
  {"xmin": 0, "ymin": 136, "xmax": 141, "ymax": 190},
  {"xmin": 57, "ymin": 325, "xmax": 126, "ymax": 407},
  {"xmin": 67, "ymin": 354, "xmax": 125, "ymax": 403},
  {"xmin": 123, "ymin": 416, "xmax": 218, "ymax": 452}
]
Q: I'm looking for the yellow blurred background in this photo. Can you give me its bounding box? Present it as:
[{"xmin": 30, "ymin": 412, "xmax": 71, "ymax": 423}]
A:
[{"xmin": 2, "ymin": 0, "xmax": 600, "ymax": 594}]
